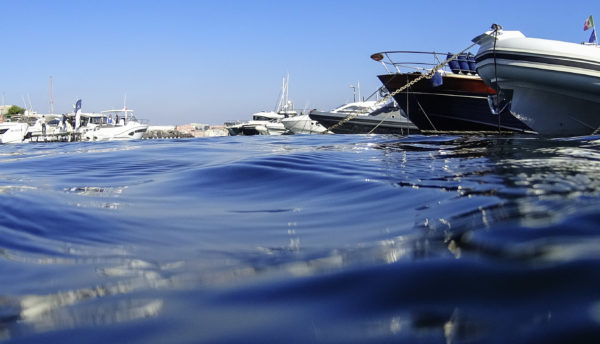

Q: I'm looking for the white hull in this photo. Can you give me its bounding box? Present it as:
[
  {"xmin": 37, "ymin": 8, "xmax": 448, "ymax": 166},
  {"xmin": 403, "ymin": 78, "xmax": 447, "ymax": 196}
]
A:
[
  {"xmin": 83, "ymin": 123, "xmax": 148, "ymax": 141},
  {"xmin": 474, "ymin": 29, "xmax": 600, "ymax": 136},
  {"xmin": 253, "ymin": 124, "xmax": 269, "ymax": 135},
  {"xmin": 265, "ymin": 122, "xmax": 287, "ymax": 135},
  {"xmin": 241, "ymin": 120, "xmax": 270, "ymax": 135},
  {"xmin": 229, "ymin": 120, "xmax": 288, "ymax": 135},
  {"xmin": 0, "ymin": 122, "xmax": 29, "ymax": 144},
  {"xmin": 81, "ymin": 108, "xmax": 149, "ymax": 141},
  {"xmin": 281, "ymin": 115, "xmax": 327, "ymax": 134}
]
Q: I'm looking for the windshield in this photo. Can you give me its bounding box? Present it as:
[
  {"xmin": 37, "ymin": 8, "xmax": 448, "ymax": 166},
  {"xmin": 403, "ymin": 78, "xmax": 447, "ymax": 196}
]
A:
[{"xmin": 336, "ymin": 105, "xmax": 371, "ymax": 113}]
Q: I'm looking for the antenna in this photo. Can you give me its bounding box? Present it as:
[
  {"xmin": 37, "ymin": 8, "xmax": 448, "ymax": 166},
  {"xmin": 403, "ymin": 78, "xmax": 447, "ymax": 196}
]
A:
[
  {"xmin": 49, "ymin": 76, "xmax": 54, "ymax": 114},
  {"xmin": 27, "ymin": 94, "xmax": 33, "ymax": 112}
]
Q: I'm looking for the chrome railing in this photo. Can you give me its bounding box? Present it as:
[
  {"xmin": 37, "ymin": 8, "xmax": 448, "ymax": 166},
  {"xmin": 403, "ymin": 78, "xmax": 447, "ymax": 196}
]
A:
[{"xmin": 370, "ymin": 50, "xmax": 478, "ymax": 75}]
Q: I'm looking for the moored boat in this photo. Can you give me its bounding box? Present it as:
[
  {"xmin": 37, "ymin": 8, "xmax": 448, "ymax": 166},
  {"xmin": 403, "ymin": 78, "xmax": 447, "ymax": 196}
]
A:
[
  {"xmin": 79, "ymin": 108, "xmax": 149, "ymax": 141},
  {"xmin": 0, "ymin": 122, "xmax": 29, "ymax": 143},
  {"xmin": 240, "ymin": 111, "xmax": 287, "ymax": 135},
  {"xmin": 309, "ymin": 100, "xmax": 418, "ymax": 134},
  {"xmin": 371, "ymin": 50, "xmax": 534, "ymax": 134},
  {"xmin": 472, "ymin": 25, "xmax": 600, "ymax": 136},
  {"xmin": 226, "ymin": 75, "xmax": 297, "ymax": 135},
  {"xmin": 281, "ymin": 114, "xmax": 327, "ymax": 134}
]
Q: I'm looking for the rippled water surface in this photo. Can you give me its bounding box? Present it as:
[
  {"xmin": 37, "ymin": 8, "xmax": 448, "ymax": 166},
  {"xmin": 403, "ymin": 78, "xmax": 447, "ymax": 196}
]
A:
[{"xmin": 1, "ymin": 134, "xmax": 600, "ymax": 343}]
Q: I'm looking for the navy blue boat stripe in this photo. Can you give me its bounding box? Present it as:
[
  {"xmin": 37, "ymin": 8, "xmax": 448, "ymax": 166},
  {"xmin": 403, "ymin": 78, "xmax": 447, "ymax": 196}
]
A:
[{"xmin": 475, "ymin": 52, "xmax": 600, "ymax": 72}]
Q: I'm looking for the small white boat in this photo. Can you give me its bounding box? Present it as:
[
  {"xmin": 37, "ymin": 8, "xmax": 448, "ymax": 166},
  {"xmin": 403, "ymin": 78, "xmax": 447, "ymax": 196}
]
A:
[
  {"xmin": 473, "ymin": 25, "xmax": 600, "ymax": 136},
  {"xmin": 1, "ymin": 113, "xmax": 73, "ymax": 143},
  {"xmin": 0, "ymin": 122, "xmax": 29, "ymax": 143},
  {"xmin": 234, "ymin": 111, "xmax": 286, "ymax": 135},
  {"xmin": 80, "ymin": 108, "xmax": 149, "ymax": 141},
  {"xmin": 27, "ymin": 114, "xmax": 72, "ymax": 138},
  {"xmin": 226, "ymin": 75, "xmax": 299, "ymax": 135},
  {"xmin": 281, "ymin": 114, "xmax": 327, "ymax": 134},
  {"xmin": 226, "ymin": 111, "xmax": 290, "ymax": 136}
]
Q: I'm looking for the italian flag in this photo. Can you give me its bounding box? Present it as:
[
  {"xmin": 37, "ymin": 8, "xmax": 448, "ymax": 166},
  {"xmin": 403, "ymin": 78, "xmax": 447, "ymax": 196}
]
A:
[{"xmin": 584, "ymin": 15, "xmax": 594, "ymax": 31}]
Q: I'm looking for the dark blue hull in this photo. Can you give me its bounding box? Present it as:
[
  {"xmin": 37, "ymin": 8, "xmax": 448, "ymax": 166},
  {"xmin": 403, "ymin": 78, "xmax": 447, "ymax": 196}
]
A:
[
  {"xmin": 309, "ymin": 110, "xmax": 419, "ymax": 135},
  {"xmin": 378, "ymin": 73, "xmax": 534, "ymax": 133}
]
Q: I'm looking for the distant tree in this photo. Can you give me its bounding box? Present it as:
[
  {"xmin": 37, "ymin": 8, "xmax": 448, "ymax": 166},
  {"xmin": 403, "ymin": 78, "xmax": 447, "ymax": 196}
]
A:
[
  {"xmin": 3, "ymin": 105, "xmax": 25, "ymax": 120},
  {"xmin": 7, "ymin": 105, "xmax": 25, "ymax": 115}
]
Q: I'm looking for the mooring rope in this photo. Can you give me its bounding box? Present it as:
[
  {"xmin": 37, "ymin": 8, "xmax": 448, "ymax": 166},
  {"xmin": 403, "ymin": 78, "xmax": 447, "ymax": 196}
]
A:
[
  {"xmin": 323, "ymin": 41, "xmax": 478, "ymax": 134},
  {"xmin": 492, "ymin": 25, "xmax": 501, "ymax": 131}
]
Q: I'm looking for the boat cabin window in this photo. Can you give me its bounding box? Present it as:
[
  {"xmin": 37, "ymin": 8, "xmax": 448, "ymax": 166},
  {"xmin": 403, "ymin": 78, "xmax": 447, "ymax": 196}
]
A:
[
  {"xmin": 338, "ymin": 105, "xmax": 370, "ymax": 113},
  {"xmin": 89, "ymin": 116, "xmax": 105, "ymax": 125},
  {"xmin": 253, "ymin": 115, "xmax": 274, "ymax": 121}
]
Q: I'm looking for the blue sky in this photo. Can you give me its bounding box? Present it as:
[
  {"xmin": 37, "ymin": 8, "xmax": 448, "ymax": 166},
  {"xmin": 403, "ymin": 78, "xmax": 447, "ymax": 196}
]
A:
[{"xmin": 1, "ymin": 0, "xmax": 598, "ymax": 125}]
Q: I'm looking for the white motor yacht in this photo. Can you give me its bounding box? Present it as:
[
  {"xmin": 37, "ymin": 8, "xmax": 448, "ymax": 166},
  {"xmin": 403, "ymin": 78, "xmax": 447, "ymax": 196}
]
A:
[
  {"xmin": 27, "ymin": 114, "xmax": 72, "ymax": 138},
  {"xmin": 239, "ymin": 111, "xmax": 286, "ymax": 135},
  {"xmin": 1, "ymin": 113, "xmax": 72, "ymax": 143},
  {"xmin": 226, "ymin": 75, "xmax": 298, "ymax": 135},
  {"xmin": 281, "ymin": 114, "xmax": 327, "ymax": 134},
  {"xmin": 473, "ymin": 25, "xmax": 600, "ymax": 136},
  {"xmin": 80, "ymin": 108, "xmax": 149, "ymax": 141},
  {"xmin": 0, "ymin": 122, "xmax": 29, "ymax": 143}
]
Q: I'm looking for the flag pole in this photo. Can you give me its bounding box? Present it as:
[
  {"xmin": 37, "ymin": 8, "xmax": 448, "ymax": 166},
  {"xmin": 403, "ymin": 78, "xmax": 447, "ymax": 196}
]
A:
[
  {"xmin": 585, "ymin": 15, "xmax": 597, "ymax": 45},
  {"xmin": 593, "ymin": 14, "xmax": 597, "ymax": 45}
]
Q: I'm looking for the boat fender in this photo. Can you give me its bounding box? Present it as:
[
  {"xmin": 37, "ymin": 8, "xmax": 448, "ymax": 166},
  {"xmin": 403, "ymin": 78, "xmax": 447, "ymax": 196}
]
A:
[
  {"xmin": 430, "ymin": 71, "xmax": 443, "ymax": 87},
  {"xmin": 467, "ymin": 53, "xmax": 477, "ymax": 74},
  {"xmin": 378, "ymin": 87, "xmax": 389, "ymax": 98},
  {"xmin": 447, "ymin": 53, "xmax": 460, "ymax": 74},
  {"xmin": 457, "ymin": 53, "xmax": 470, "ymax": 74}
]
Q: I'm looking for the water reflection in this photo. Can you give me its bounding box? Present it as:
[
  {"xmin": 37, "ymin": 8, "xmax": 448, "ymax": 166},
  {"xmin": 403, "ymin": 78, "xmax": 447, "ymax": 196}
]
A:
[
  {"xmin": 0, "ymin": 259, "xmax": 170, "ymax": 341},
  {"xmin": 372, "ymin": 136, "xmax": 600, "ymax": 232},
  {"xmin": 1, "ymin": 294, "xmax": 162, "ymax": 340}
]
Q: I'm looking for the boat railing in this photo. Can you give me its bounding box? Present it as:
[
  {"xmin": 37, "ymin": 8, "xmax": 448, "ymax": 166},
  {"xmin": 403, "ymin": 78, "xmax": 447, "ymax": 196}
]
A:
[
  {"xmin": 370, "ymin": 50, "xmax": 479, "ymax": 76},
  {"xmin": 109, "ymin": 118, "xmax": 149, "ymax": 125},
  {"xmin": 89, "ymin": 116, "xmax": 149, "ymax": 127}
]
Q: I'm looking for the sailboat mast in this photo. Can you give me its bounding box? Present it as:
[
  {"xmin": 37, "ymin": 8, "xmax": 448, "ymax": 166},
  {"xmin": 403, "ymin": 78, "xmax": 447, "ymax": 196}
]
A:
[
  {"xmin": 275, "ymin": 77, "xmax": 284, "ymax": 112},
  {"xmin": 27, "ymin": 94, "xmax": 33, "ymax": 113},
  {"xmin": 49, "ymin": 76, "xmax": 54, "ymax": 114},
  {"xmin": 285, "ymin": 73, "xmax": 289, "ymax": 108}
]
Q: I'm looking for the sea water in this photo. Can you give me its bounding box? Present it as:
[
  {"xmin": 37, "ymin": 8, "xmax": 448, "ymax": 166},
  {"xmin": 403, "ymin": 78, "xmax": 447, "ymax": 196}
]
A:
[{"xmin": 1, "ymin": 134, "xmax": 600, "ymax": 343}]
